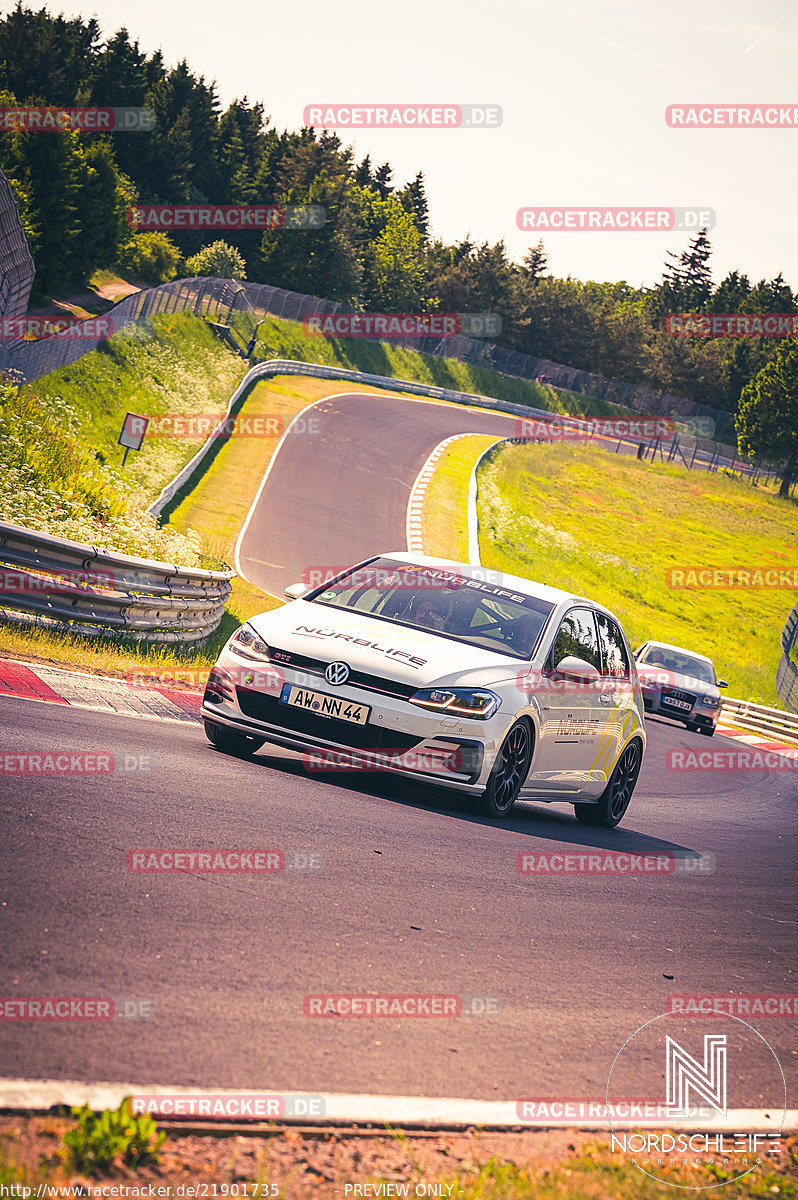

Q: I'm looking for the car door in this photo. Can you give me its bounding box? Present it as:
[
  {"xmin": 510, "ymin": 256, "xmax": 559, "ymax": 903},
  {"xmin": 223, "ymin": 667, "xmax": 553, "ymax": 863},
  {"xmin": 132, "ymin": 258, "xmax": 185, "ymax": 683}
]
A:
[
  {"xmin": 522, "ymin": 606, "xmax": 607, "ymax": 795},
  {"xmin": 591, "ymin": 611, "xmax": 640, "ymax": 788}
]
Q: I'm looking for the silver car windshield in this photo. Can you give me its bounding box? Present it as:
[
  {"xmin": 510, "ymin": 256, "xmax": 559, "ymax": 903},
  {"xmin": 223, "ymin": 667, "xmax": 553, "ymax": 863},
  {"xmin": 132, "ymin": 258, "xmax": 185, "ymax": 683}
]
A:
[
  {"xmin": 307, "ymin": 558, "xmax": 555, "ymax": 658},
  {"xmin": 639, "ymin": 647, "xmax": 715, "ymax": 685}
]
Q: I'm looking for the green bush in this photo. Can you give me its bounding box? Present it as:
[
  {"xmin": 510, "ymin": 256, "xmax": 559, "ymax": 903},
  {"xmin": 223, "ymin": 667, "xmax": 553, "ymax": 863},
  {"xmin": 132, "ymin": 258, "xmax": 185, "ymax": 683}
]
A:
[
  {"xmin": 186, "ymin": 239, "xmax": 247, "ymax": 280},
  {"xmin": 61, "ymin": 1098, "xmax": 165, "ymax": 1175},
  {"xmin": 119, "ymin": 232, "xmax": 181, "ymax": 285}
]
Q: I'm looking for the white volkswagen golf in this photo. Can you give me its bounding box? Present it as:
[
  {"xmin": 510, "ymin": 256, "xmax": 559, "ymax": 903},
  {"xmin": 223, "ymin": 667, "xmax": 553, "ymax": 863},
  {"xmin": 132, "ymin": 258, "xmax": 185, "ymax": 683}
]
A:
[{"xmin": 202, "ymin": 554, "xmax": 646, "ymax": 827}]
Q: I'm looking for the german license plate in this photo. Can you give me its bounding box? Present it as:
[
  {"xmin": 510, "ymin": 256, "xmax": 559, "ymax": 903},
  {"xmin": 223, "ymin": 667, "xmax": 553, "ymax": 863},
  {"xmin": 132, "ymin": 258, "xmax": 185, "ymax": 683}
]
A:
[
  {"xmin": 662, "ymin": 696, "xmax": 691, "ymax": 711},
  {"xmin": 279, "ymin": 683, "xmax": 370, "ymax": 725}
]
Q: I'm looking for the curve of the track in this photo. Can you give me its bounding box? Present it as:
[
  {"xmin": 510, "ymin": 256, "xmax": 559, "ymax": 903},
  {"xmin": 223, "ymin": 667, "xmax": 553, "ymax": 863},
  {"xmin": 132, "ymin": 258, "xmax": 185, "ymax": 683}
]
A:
[{"xmin": 236, "ymin": 392, "xmax": 518, "ymax": 595}]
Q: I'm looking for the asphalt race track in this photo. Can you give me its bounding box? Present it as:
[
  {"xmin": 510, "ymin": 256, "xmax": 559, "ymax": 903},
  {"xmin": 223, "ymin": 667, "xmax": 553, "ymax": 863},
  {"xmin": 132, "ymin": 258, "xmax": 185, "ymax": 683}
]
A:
[
  {"xmin": 1, "ymin": 389, "xmax": 796, "ymax": 1108},
  {"xmin": 235, "ymin": 391, "xmax": 726, "ymax": 599},
  {"xmin": 1, "ymin": 697, "xmax": 796, "ymax": 1102},
  {"xmin": 236, "ymin": 392, "xmax": 518, "ymax": 595}
]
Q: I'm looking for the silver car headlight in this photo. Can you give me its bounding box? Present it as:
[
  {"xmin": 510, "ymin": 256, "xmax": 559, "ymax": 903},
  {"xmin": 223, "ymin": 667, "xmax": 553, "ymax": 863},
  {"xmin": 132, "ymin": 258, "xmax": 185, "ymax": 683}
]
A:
[
  {"xmin": 229, "ymin": 624, "xmax": 271, "ymax": 661},
  {"xmin": 698, "ymin": 695, "xmax": 720, "ymax": 708},
  {"xmin": 409, "ymin": 688, "xmax": 501, "ymax": 719}
]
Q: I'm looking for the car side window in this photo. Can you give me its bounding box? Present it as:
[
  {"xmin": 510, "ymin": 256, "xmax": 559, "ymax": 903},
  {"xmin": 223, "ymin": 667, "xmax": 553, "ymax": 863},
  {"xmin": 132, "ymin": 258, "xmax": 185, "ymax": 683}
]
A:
[
  {"xmin": 549, "ymin": 608, "xmax": 601, "ymax": 670},
  {"xmin": 595, "ymin": 613, "xmax": 631, "ymax": 677}
]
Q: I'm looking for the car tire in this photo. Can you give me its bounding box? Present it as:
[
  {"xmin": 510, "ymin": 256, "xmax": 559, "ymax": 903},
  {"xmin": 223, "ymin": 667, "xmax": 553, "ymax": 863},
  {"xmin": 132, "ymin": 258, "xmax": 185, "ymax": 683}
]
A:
[
  {"xmin": 686, "ymin": 720, "xmax": 700, "ymax": 732},
  {"xmin": 573, "ymin": 738, "xmax": 643, "ymax": 829},
  {"xmin": 204, "ymin": 720, "xmax": 265, "ymax": 757},
  {"xmin": 699, "ymin": 725, "xmax": 715, "ymax": 737},
  {"xmin": 477, "ymin": 719, "xmax": 533, "ymax": 819}
]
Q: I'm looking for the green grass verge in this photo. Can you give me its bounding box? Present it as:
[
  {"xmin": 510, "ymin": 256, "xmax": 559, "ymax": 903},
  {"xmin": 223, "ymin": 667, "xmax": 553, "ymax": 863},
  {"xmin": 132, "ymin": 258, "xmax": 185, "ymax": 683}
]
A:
[
  {"xmin": 475, "ymin": 441, "xmax": 796, "ymax": 706},
  {"xmin": 420, "ymin": 434, "xmax": 499, "ymax": 560},
  {"xmin": 426, "ymin": 1143, "xmax": 798, "ymax": 1198}
]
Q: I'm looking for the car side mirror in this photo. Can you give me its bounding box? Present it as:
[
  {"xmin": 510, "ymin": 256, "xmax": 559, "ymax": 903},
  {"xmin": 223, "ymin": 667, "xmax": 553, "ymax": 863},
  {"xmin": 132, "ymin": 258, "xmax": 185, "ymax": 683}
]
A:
[
  {"xmin": 553, "ymin": 655, "xmax": 601, "ymax": 682},
  {"xmin": 284, "ymin": 582, "xmax": 309, "ymax": 600},
  {"xmin": 718, "ymin": 678, "xmax": 729, "ymax": 688}
]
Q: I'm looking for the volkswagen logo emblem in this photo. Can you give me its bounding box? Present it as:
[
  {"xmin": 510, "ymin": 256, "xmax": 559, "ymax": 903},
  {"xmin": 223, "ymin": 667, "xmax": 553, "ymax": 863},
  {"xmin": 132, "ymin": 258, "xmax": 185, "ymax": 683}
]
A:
[{"xmin": 325, "ymin": 661, "xmax": 350, "ymax": 686}]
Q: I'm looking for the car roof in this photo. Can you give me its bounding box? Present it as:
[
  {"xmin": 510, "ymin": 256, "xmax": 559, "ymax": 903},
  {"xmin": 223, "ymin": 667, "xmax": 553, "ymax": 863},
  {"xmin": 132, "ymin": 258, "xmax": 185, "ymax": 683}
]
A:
[
  {"xmin": 380, "ymin": 551, "xmax": 597, "ymax": 609},
  {"xmin": 642, "ymin": 639, "xmax": 714, "ymax": 665}
]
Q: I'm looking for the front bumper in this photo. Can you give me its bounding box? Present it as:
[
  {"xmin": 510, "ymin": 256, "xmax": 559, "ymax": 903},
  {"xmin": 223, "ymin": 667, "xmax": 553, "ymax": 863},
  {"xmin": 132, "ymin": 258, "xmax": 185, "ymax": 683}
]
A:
[
  {"xmin": 642, "ymin": 690, "xmax": 718, "ymax": 729},
  {"xmin": 201, "ymin": 656, "xmax": 493, "ymax": 790}
]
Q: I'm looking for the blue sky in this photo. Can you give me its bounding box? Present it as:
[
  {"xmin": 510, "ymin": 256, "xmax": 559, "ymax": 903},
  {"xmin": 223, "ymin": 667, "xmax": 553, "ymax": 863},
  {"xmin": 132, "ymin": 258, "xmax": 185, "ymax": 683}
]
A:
[{"xmin": 49, "ymin": 0, "xmax": 798, "ymax": 289}]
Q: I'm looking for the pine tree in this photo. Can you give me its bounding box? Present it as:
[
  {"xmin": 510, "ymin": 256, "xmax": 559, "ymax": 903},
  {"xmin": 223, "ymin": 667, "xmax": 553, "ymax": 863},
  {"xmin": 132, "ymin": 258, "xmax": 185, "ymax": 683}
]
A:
[
  {"xmin": 373, "ymin": 162, "xmax": 393, "ymax": 200},
  {"xmin": 523, "ymin": 239, "xmax": 548, "ymax": 280}
]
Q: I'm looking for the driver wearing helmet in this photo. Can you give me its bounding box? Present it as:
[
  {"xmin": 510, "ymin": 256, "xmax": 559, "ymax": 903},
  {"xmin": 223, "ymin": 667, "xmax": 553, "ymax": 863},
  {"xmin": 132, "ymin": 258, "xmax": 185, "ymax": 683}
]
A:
[{"xmin": 410, "ymin": 590, "xmax": 451, "ymax": 632}]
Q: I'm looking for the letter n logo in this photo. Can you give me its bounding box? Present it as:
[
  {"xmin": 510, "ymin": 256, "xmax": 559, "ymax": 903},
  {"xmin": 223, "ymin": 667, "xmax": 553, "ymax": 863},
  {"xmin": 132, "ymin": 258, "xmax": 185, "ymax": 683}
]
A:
[{"xmin": 666, "ymin": 1034, "xmax": 727, "ymax": 1118}]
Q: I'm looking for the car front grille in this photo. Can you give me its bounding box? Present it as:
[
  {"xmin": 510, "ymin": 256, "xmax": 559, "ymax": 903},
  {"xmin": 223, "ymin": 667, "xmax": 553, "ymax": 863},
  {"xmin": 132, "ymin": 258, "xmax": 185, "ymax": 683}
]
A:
[
  {"xmin": 235, "ymin": 688, "xmax": 423, "ymax": 750},
  {"xmin": 268, "ymin": 646, "xmax": 418, "ymax": 699},
  {"xmin": 662, "ymin": 688, "xmax": 697, "ymax": 705}
]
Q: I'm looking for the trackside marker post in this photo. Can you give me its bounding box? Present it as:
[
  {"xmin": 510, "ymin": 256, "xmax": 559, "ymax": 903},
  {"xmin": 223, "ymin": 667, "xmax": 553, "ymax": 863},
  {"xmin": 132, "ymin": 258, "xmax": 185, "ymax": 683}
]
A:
[{"xmin": 118, "ymin": 412, "xmax": 149, "ymax": 468}]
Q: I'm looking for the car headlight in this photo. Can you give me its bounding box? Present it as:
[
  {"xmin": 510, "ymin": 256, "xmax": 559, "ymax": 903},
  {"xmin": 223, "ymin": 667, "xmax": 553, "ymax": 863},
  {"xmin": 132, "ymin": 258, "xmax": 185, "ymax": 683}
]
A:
[
  {"xmin": 698, "ymin": 695, "xmax": 720, "ymax": 708},
  {"xmin": 409, "ymin": 687, "xmax": 501, "ymax": 720},
  {"xmin": 229, "ymin": 624, "xmax": 271, "ymax": 661}
]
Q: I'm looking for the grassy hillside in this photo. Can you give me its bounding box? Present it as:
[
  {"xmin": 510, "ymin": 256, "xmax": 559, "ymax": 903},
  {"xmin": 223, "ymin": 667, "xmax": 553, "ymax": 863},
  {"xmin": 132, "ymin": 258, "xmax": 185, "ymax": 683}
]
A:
[
  {"xmin": 476, "ymin": 441, "xmax": 796, "ymax": 705},
  {"xmin": 243, "ymin": 313, "xmax": 629, "ymax": 419}
]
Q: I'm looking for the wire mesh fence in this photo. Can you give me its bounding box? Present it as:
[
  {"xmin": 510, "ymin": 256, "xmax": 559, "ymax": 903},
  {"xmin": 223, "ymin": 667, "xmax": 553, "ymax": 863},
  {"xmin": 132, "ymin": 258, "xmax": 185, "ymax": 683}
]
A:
[{"xmin": 5, "ymin": 275, "xmax": 783, "ymax": 479}]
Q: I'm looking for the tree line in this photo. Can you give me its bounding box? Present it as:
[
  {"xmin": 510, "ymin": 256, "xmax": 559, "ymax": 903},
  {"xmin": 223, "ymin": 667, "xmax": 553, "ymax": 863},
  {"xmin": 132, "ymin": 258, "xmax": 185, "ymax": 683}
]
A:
[{"xmin": 0, "ymin": 2, "xmax": 796, "ymax": 418}]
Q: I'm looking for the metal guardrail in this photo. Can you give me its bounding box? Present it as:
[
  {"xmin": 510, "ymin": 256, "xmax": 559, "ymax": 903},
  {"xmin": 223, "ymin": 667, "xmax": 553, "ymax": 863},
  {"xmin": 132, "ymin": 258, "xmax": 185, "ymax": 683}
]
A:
[
  {"xmin": 776, "ymin": 602, "xmax": 798, "ymax": 713},
  {"xmin": 0, "ymin": 521, "xmax": 233, "ymax": 644},
  {"xmin": 720, "ymin": 696, "xmax": 798, "ymax": 746},
  {"xmin": 148, "ymin": 358, "xmax": 562, "ymax": 517}
]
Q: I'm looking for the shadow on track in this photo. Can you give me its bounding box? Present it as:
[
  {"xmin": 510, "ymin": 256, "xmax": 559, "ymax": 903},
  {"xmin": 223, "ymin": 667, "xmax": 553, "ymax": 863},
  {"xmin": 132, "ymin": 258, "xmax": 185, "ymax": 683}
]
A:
[{"xmin": 205, "ymin": 742, "xmax": 700, "ymax": 858}]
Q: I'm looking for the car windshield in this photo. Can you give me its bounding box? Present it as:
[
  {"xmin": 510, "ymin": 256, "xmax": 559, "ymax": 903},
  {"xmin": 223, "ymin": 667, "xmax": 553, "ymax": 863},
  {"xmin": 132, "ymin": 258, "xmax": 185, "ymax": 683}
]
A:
[
  {"xmin": 307, "ymin": 558, "xmax": 555, "ymax": 658},
  {"xmin": 639, "ymin": 646, "xmax": 715, "ymax": 685}
]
